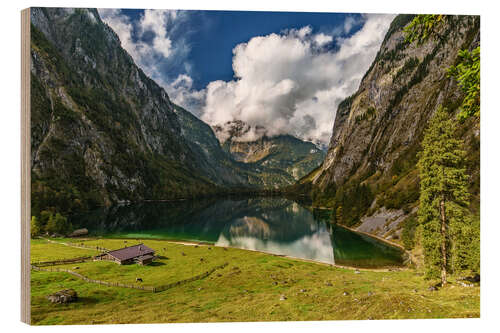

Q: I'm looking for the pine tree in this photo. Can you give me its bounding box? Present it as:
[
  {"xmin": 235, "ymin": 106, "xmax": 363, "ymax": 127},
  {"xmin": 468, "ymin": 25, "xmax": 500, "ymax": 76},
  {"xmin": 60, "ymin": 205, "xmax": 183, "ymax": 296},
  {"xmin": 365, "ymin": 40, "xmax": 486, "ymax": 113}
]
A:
[
  {"xmin": 417, "ymin": 106, "xmax": 470, "ymax": 284},
  {"xmin": 452, "ymin": 213, "xmax": 480, "ymax": 274}
]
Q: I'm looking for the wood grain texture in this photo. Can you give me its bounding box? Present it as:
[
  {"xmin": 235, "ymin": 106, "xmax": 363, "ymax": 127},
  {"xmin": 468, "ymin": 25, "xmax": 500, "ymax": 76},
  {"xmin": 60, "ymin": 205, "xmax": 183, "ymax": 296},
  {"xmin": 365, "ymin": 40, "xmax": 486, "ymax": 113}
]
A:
[{"xmin": 21, "ymin": 7, "xmax": 31, "ymax": 325}]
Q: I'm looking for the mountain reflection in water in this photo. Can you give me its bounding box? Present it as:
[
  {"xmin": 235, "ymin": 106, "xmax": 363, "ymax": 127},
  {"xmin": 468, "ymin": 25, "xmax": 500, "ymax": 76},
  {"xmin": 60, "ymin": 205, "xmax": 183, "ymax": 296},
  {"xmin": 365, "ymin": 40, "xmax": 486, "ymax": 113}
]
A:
[
  {"xmin": 216, "ymin": 214, "xmax": 335, "ymax": 264},
  {"xmin": 73, "ymin": 197, "xmax": 404, "ymax": 268}
]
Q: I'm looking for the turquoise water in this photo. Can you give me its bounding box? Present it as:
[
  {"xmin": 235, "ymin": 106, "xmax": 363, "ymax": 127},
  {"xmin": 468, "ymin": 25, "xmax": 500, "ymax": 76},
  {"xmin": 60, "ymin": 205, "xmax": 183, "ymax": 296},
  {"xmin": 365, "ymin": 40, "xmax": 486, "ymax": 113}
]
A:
[{"xmin": 73, "ymin": 197, "xmax": 404, "ymax": 268}]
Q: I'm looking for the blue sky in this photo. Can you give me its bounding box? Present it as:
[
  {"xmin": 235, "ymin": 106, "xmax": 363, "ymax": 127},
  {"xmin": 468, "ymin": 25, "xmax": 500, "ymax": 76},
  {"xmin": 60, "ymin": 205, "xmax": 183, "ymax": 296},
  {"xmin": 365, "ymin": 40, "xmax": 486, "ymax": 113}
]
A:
[
  {"xmin": 98, "ymin": 9, "xmax": 394, "ymax": 144},
  {"xmin": 187, "ymin": 11, "xmax": 365, "ymax": 89},
  {"xmin": 104, "ymin": 9, "xmax": 364, "ymax": 89}
]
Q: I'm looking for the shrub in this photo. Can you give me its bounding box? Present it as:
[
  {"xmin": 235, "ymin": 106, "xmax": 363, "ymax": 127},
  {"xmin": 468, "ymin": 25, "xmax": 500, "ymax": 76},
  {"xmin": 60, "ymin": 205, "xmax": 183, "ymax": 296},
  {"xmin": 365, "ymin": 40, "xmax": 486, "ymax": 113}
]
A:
[
  {"xmin": 31, "ymin": 216, "xmax": 42, "ymax": 238},
  {"xmin": 45, "ymin": 212, "xmax": 72, "ymax": 236}
]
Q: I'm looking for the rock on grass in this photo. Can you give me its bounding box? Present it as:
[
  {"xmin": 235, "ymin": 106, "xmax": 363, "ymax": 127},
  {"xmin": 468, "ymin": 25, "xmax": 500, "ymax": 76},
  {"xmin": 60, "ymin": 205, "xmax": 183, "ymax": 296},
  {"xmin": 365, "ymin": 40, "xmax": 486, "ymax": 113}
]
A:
[{"xmin": 47, "ymin": 289, "xmax": 77, "ymax": 304}]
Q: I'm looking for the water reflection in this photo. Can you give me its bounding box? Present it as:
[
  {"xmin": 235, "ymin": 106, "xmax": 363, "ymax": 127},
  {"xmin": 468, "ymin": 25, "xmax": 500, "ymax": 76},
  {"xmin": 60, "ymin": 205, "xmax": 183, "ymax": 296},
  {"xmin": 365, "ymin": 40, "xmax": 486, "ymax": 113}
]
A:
[
  {"xmin": 217, "ymin": 215, "xmax": 335, "ymax": 264},
  {"xmin": 73, "ymin": 197, "xmax": 403, "ymax": 268}
]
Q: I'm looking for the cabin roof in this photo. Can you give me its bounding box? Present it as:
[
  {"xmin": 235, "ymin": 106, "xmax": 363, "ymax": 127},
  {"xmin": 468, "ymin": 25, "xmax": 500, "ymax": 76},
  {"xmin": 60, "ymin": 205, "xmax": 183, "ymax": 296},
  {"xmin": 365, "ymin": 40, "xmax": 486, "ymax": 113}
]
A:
[{"xmin": 107, "ymin": 243, "xmax": 155, "ymax": 261}]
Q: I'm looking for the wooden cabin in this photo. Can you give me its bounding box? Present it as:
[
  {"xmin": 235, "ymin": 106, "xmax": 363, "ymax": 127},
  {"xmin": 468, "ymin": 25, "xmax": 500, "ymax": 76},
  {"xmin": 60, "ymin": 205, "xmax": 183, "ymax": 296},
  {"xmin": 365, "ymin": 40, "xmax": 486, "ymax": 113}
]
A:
[{"xmin": 95, "ymin": 243, "xmax": 156, "ymax": 265}]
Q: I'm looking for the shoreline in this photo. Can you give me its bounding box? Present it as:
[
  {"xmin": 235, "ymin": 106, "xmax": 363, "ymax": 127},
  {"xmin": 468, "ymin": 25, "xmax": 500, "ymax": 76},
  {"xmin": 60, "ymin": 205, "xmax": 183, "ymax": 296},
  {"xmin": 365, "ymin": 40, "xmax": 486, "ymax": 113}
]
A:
[
  {"xmin": 31, "ymin": 236, "xmax": 479, "ymax": 324},
  {"xmin": 304, "ymin": 206, "xmax": 409, "ymax": 254},
  {"xmin": 72, "ymin": 193, "xmax": 310, "ymax": 215},
  {"xmin": 44, "ymin": 236, "xmax": 407, "ymax": 272},
  {"xmin": 337, "ymin": 224, "xmax": 406, "ymax": 252},
  {"xmin": 336, "ymin": 224, "xmax": 412, "ymax": 265}
]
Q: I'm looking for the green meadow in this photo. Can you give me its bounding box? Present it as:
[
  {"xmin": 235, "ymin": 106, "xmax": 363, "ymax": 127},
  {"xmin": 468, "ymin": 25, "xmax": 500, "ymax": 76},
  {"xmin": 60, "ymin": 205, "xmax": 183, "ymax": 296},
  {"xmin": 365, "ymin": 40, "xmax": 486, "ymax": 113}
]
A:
[{"xmin": 31, "ymin": 238, "xmax": 479, "ymax": 324}]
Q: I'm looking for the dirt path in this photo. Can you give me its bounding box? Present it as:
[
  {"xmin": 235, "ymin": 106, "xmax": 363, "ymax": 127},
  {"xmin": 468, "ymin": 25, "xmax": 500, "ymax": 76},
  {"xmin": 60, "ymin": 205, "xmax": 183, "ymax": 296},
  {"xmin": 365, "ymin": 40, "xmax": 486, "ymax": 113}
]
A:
[{"xmin": 41, "ymin": 237, "xmax": 109, "ymax": 252}]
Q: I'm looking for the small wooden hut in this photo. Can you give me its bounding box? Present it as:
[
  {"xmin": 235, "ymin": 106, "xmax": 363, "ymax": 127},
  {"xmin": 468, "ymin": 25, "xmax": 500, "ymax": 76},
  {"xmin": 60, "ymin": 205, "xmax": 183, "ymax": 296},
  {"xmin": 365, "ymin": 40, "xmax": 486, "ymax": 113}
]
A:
[{"xmin": 95, "ymin": 243, "xmax": 156, "ymax": 265}]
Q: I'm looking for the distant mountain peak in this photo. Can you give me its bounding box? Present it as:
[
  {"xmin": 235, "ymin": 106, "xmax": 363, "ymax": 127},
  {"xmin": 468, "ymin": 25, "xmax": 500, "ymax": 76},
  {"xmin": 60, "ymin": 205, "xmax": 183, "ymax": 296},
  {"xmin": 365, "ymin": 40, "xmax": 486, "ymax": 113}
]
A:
[
  {"xmin": 211, "ymin": 120, "xmax": 325, "ymax": 181},
  {"xmin": 213, "ymin": 120, "xmax": 268, "ymax": 144}
]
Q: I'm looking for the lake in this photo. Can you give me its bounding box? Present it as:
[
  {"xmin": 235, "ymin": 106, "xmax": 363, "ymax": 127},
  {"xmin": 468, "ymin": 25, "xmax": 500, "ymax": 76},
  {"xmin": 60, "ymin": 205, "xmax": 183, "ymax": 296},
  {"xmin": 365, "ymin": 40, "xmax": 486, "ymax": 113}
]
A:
[{"xmin": 73, "ymin": 197, "xmax": 405, "ymax": 268}]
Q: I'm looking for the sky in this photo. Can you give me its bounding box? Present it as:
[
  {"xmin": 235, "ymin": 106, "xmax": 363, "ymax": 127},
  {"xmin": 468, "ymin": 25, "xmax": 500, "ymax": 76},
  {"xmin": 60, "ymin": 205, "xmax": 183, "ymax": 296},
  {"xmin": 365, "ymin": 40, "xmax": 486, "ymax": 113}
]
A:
[{"xmin": 97, "ymin": 9, "xmax": 395, "ymax": 145}]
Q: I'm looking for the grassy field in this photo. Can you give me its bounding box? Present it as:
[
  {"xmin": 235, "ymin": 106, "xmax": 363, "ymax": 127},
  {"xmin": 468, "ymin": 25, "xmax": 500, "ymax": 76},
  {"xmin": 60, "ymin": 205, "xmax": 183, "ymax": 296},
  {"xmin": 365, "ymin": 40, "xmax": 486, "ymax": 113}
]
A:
[
  {"xmin": 30, "ymin": 239, "xmax": 101, "ymax": 262},
  {"xmin": 31, "ymin": 238, "xmax": 480, "ymax": 325}
]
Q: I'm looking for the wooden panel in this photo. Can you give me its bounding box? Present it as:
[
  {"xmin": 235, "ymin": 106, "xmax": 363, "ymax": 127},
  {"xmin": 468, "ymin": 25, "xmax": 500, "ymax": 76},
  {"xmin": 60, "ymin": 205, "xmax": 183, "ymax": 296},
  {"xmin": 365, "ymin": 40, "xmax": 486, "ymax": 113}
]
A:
[{"xmin": 20, "ymin": 7, "xmax": 31, "ymax": 325}]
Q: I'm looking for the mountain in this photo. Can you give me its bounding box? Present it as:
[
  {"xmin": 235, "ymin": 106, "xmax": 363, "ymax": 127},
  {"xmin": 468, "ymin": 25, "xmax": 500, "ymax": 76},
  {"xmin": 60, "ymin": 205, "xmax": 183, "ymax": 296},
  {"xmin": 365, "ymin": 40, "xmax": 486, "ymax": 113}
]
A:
[
  {"xmin": 30, "ymin": 8, "xmax": 256, "ymax": 217},
  {"xmin": 29, "ymin": 8, "xmax": 325, "ymax": 219},
  {"xmin": 296, "ymin": 15, "xmax": 480, "ymax": 238},
  {"xmin": 214, "ymin": 120, "xmax": 326, "ymax": 182},
  {"xmin": 173, "ymin": 109, "xmax": 302, "ymax": 189}
]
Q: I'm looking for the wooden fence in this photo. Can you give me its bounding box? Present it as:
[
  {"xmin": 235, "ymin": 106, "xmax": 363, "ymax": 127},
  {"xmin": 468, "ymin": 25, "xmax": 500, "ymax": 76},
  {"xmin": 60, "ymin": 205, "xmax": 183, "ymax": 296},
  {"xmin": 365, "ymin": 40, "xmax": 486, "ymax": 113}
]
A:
[
  {"xmin": 153, "ymin": 263, "xmax": 228, "ymax": 292},
  {"xmin": 73, "ymin": 243, "xmax": 110, "ymax": 252},
  {"xmin": 31, "ymin": 256, "xmax": 93, "ymax": 267},
  {"xmin": 41, "ymin": 238, "xmax": 110, "ymax": 252},
  {"xmin": 31, "ymin": 265, "xmax": 155, "ymax": 292},
  {"xmin": 31, "ymin": 262, "xmax": 229, "ymax": 293}
]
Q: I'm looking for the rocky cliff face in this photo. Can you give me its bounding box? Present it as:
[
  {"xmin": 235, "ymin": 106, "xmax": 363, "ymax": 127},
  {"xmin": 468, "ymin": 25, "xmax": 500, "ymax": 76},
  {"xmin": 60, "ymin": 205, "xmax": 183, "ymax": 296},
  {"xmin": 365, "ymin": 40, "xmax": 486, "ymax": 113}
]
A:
[
  {"xmin": 304, "ymin": 15, "xmax": 480, "ymax": 235},
  {"xmin": 30, "ymin": 8, "xmax": 326, "ymax": 218},
  {"xmin": 30, "ymin": 8, "xmax": 252, "ymax": 216}
]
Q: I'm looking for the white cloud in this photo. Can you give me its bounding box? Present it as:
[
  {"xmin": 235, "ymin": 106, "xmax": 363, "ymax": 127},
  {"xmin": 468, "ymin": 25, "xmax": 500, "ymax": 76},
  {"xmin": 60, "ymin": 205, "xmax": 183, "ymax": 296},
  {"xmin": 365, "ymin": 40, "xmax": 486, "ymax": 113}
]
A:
[
  {"xmin": 201, "ymin": 14, "xmax": 395, "ymax": 145},
  {"xmin": 343, "ymin": 15, "xmax": 361, "ymax": 34},
  {"xmin": 98, "ymin": 8, "xmax": 199, "ymax": 110},
  {"xmin": 98, "ymin": 8, "xmax": 187, "ymax": 64},
  {"xmin": 98, "ymin": 10, "xmax": 394, "ymax": 144},
  {"xmin": 138, "ymin": 9, "xmax": 178, "ymax": 58},
  {"xmin": 167, "ymin": 74, "xmax": 207, "ymax": 116},
  {"xmin": 314, "ymin": 33, "xmax": 333, "ymax": 47}
]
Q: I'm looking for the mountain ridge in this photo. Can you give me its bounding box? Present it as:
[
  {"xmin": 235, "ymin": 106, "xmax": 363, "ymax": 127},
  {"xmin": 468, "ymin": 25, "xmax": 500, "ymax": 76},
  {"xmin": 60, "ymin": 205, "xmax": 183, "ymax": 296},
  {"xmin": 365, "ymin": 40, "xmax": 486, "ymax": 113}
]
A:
[
  {"xmin": 293, "ymin": 14, "xmax": 480, "ymax": 238},
  {"xmin": 29, "ymin": 7, "xmax": 325, "ymax": 219},
  {"xmin": 213, "ymin": 120, "xmax": 326, "ymax": 181},
  {"xmin": 30, "ymin": 7, "xmax": 246, "ymax": 218}
]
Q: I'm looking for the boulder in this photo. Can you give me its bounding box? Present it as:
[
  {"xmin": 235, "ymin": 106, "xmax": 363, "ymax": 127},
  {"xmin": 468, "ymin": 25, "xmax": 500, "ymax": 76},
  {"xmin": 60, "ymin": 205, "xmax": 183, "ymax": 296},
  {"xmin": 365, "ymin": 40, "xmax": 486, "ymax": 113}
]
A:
[
  {"xmin": 68, "ymin": 228, "xmax": 88, "ymax": 237},
  {"xmin": 47, "ymin": 289, "xmax": 77, "ymax": 303},
  {"xmin": 463, "ymin": 274, "xmax": 480, "ymax": 283}
]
